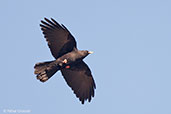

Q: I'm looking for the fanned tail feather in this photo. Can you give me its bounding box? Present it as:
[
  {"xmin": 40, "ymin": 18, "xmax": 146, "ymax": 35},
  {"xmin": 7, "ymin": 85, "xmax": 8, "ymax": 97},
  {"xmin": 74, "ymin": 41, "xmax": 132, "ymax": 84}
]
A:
[{"xmin": 34, "ymin": 61, "xmax": 60, "ymax": 82}]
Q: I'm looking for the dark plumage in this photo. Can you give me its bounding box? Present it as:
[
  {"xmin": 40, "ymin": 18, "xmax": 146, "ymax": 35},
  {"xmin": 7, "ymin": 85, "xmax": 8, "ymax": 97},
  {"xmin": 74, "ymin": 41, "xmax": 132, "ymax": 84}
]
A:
[{"xmin": 34, "ymin": 18, "xmax": 96, "ymax": 104}]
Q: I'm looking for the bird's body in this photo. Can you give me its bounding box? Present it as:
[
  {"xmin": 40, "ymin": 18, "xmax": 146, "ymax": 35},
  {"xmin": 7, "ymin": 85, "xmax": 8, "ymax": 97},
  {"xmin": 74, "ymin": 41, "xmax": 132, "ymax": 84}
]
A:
[
  {"xmin": 35, "ymin": 48, "xmax": 91, "ymax": 82},
  {"xmin": 34, "ymin": 18, "xmax": 96, "ymax": 104},
  {"xmin": 57, "ymin": 48, "xmax": 90, "ymax": 64}
]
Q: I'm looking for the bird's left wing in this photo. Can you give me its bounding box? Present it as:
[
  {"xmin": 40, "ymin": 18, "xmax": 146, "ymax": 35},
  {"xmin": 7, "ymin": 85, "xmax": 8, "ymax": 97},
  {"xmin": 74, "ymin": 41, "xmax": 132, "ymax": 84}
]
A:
[
  {"xmin": 61, "ymin": 60, "xmax": 96, "ymax": 104},
  {"xmin": 40, "ymin": 18, "xmax": 77, "ymax": 59}
]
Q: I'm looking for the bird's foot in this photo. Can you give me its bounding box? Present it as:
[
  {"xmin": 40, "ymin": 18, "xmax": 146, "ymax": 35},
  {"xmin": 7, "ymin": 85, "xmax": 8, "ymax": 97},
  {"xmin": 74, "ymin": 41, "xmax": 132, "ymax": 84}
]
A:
[
  {"xmin": 62, "ymin": 59, "xmax": 67, "ymax": 64},
  {"xmin": 59, "ymin": 59, "xmax": 67, "ymax": 66}
]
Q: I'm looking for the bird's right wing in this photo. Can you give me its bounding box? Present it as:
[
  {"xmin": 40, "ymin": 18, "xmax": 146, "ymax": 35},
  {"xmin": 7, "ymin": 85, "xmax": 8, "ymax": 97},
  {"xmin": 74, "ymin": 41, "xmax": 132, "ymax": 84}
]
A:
[
  {"xmin": 61, "ymin": 60, "xmax": 96, "ymax": 104},
  {"xmin": 40, "ymin": 18, "xmax": 77, "ymax": 59}
]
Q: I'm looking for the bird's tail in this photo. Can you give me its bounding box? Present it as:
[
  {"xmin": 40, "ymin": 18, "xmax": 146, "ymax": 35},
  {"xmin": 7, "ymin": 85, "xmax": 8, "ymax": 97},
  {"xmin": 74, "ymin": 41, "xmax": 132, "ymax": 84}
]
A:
[{"xmin": 34, "ymin": 60, "xmax": 60, "ymax": 82}]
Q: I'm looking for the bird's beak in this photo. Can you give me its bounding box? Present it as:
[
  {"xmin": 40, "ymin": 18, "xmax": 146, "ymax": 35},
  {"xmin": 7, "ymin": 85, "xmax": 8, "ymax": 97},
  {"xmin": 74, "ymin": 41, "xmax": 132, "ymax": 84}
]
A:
[{"xmin": 88, "ymin": 51, "xmax": 93, "ymax": 54}]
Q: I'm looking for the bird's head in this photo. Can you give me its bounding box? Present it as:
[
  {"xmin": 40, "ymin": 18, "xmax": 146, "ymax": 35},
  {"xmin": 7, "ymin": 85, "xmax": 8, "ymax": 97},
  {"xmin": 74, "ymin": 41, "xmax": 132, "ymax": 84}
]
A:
[{"xmin": 78, "ymin": 50, "xmax": 93, "ymax": 59}]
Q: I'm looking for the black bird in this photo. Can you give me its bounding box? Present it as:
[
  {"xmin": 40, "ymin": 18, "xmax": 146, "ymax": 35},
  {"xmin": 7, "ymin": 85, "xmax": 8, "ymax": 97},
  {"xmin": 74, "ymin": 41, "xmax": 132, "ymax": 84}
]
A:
[{"xmin": 34, "ymin": 18, "xmax": 96, "ymax": 104}]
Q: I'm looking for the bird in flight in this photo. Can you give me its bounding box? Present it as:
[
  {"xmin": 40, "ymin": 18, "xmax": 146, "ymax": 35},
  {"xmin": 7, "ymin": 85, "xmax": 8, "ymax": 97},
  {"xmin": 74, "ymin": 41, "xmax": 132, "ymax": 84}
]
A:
[{"xmin": 34, "ymin": 18, "xmax": 96, "ymax": 104}]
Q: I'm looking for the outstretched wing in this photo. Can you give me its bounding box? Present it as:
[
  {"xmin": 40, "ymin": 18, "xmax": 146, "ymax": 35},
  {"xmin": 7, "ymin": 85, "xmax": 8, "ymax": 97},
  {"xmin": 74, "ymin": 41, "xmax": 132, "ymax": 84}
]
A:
[
  {"xmin": 40, "ymin": 18, "xmax": 77, "ymax": 59},
  {"xmin": 61, "ymin": 61, "xmax": 96, "ymax": 104}
]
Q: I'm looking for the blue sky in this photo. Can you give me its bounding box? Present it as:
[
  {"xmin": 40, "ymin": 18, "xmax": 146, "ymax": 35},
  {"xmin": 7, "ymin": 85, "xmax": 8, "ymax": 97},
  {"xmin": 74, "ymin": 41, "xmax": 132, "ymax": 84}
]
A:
[{"xmin": 0, "ymin": 0, "xmax": 171, "ymax": 114}]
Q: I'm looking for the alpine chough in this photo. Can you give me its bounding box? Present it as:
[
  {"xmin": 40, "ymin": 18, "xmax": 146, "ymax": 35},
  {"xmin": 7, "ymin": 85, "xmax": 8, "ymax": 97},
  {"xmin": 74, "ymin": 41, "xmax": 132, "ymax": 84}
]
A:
[{"xmin": 34, "ymin": 18, "xmax": 96, "ymax": 104}]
